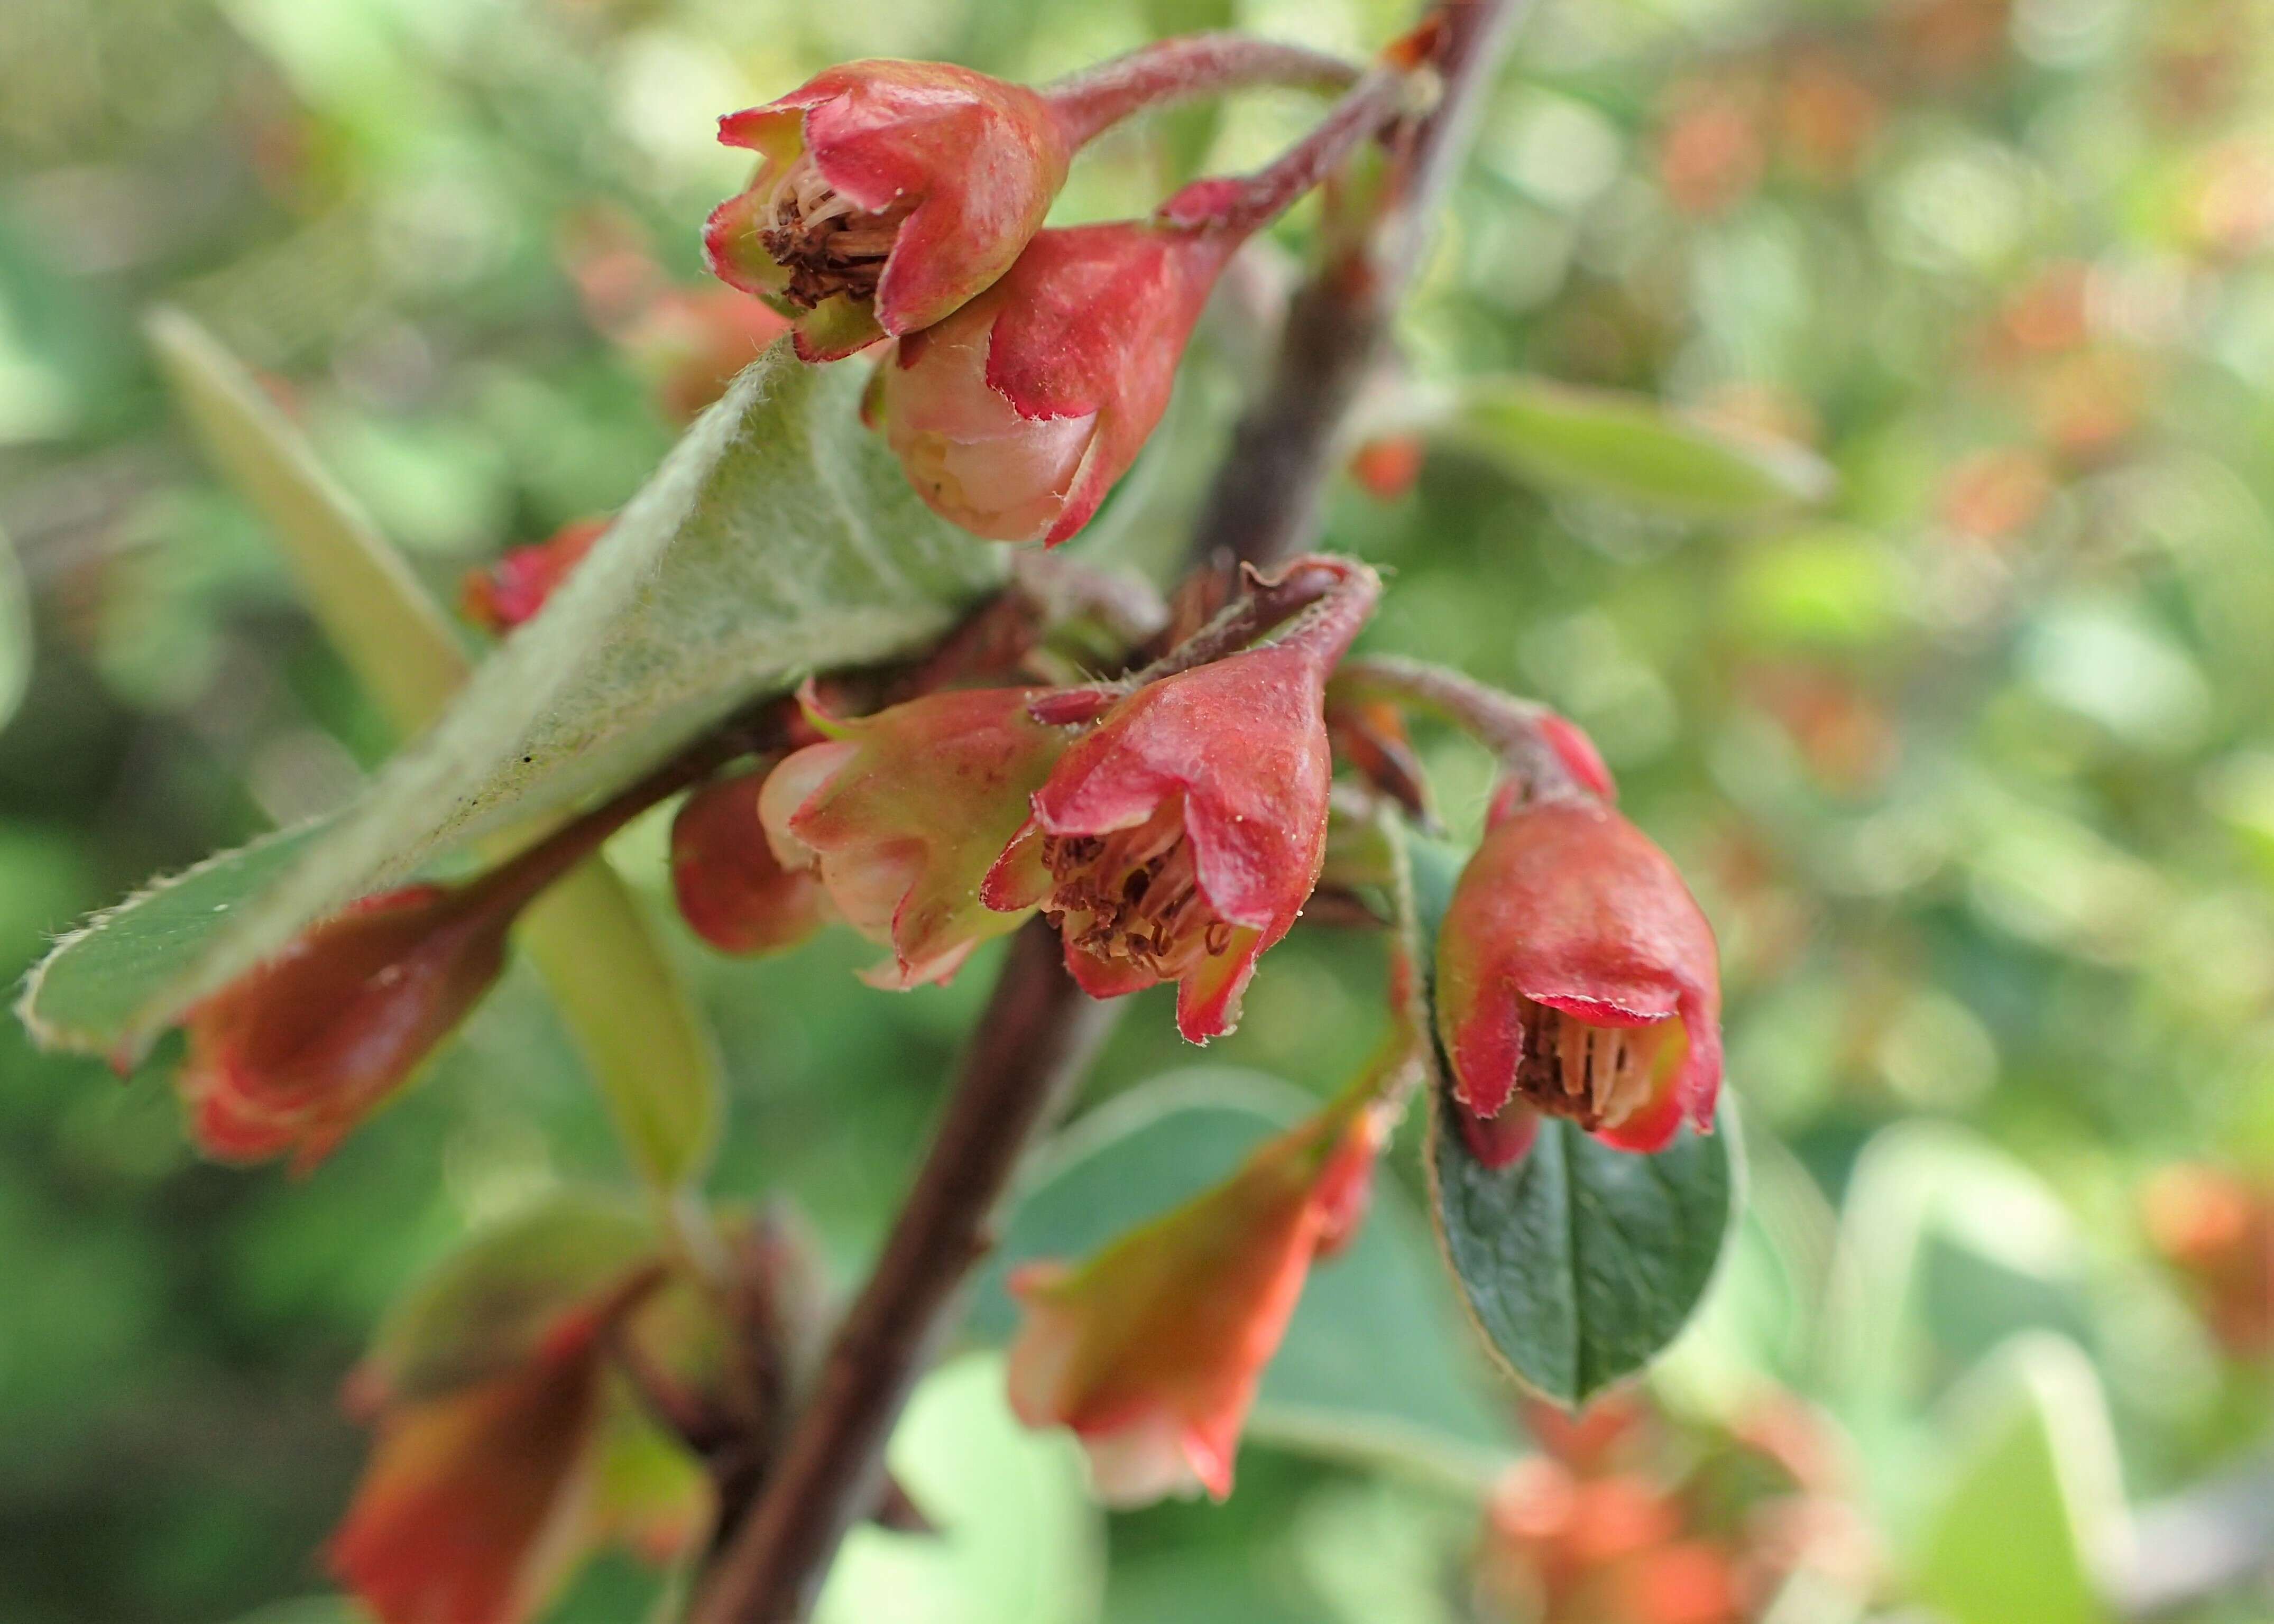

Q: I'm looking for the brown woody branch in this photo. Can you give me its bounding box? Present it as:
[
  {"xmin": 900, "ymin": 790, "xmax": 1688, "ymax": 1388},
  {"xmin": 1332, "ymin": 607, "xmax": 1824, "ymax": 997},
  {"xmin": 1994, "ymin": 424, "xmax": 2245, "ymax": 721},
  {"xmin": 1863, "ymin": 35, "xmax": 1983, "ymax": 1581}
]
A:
[
  {"xmin": 689, "ymin": 4, "xmax": 1529, "ymax": 1619},
  {"xmin": 1189, "ymin": 0, "xmax": 1533, "ymax": 574}
]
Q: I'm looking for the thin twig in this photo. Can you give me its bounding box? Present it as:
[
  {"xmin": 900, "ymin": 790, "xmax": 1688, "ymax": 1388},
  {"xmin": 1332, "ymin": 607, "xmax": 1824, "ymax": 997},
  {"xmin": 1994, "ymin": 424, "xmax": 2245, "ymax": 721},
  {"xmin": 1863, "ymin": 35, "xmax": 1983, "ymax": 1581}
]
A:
[
  {"xmin": 689, "ymin": 6, "xmax": 1529, "ymax": 1619},
  {"xmin": 1187, "ymin": 0, "xmax": 1533, "ymax": 572},
  {"xmin": 689, "ymin": 921, "xmax": 1116, "ymax": 1623}
]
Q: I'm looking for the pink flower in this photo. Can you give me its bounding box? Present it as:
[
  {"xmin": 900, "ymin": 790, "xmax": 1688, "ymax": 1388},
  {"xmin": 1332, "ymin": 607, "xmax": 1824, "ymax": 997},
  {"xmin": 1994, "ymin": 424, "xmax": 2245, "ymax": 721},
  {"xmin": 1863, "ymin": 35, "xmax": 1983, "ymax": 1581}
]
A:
[
  {"xmin": 983, "ymin": 563, "xmax": 1378, "ymax": 1040},
  {"xmin": 703, "ymin": 61, "xmax": 1069, "ymax": 363},
  {"xmin": 670, "ymin": 767, "xmax": 830, "ymax": 956},
  {"xmin": 874, "ymin": 220, "xmax": 1238, "ymax": 544},
  {"xmin": 180, "ymin": 883, "xmax": 521, "ymax": 1173},
  {"xmin": 1006, "ymin": 1105, "xmax": 1381, "ymax": 1505},
  {"xmin": 759, "ymin": 685, "xmax": 1070, "ymax": 987},
  {"xmin": 1435, "ymin": 796, "xmax": 1723, "ymax": 1165}
]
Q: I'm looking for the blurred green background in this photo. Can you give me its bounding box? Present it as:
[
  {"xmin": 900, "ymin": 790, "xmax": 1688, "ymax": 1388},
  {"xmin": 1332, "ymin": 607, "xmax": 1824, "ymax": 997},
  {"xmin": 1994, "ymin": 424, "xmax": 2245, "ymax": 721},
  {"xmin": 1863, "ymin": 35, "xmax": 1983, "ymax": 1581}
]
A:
[{"xmin": 5, "ymin": 0, "xmax": 2274, "ymax": 1620}]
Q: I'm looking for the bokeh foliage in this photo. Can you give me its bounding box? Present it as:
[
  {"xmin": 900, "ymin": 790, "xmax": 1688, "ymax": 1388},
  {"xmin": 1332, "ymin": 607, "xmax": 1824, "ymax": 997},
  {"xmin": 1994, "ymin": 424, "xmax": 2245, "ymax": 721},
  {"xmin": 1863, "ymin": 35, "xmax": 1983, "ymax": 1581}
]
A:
[{"xmin": 5, "ymin": 0, "xmax": 2274, "ymax": 1619}]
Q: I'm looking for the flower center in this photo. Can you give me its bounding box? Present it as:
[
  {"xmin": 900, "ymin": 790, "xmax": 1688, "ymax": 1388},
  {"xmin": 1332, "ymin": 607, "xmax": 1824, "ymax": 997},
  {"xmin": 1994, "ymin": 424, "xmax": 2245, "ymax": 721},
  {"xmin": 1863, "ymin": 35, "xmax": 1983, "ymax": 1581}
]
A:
[
  {"xmin": 1512, "ymin": 1000, "xmax": 1667, "ymax": 1131},
  {"xmin": 759, "ymin": 156, "xmax": 916, "ymax": 309},
  {"xmin": 1040, "ymin": 799, "xmax": 1233, "ymax": 977}
]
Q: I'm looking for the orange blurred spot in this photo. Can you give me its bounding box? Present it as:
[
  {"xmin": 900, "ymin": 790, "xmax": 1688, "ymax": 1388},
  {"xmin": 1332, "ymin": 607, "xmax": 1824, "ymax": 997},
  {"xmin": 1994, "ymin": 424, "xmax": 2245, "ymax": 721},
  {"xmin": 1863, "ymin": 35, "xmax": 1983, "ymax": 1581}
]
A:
[
  {"xmin": 1621, "ymin": 1538, "xmax": 1741, "ymax": 1624},
  {"xmin": 1349, "ymin": 435, "xmax": 1426, "ymax": 501},
  {"xmin": 1939, "ymin": 448, "xmax": 2054, "ymax": 542},
  {"xmin": 1659, "ymin": 85, "xmax": 1765, "ymax": 217}
]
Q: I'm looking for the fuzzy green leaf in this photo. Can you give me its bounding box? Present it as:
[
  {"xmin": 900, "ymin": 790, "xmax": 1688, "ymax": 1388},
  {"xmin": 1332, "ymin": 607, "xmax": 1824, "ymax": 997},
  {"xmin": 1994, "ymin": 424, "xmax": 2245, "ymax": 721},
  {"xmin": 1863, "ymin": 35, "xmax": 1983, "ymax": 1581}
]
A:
[{"xmin": 23, "ymin": 338, "xmax": 1004, "ymax": 1061}]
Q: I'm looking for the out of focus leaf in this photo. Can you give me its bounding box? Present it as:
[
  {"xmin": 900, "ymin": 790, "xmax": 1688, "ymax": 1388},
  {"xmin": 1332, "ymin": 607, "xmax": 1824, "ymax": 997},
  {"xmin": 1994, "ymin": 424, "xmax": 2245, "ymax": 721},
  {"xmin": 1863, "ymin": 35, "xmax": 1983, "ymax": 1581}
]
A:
[
  {"xmin": 1408, "ymin": 838, "xmax": 1741, "ymax": 1407},
  {"xmin": 1727, "ymin": 525, "xmax": 1907, "ymax": 649},
  {"xmin": 144, "ymin": 307, "xmax": 469, "ymax": 736},
  {"xmin": 1915, "ymin": 1335, "xmax": 2126, "ymax": 1624},
  {"xmin": 28, "ymin": 339, "xmax": 1000, "ymax": 1062},
  {"xmin": 361, "ymin": 1193, "xmax": 657, "ymax": 1400},
  {"xmin": 971, "ymin": 1069, "xmax": 1515, "ymax": 1485},
  {"xmin": 1440, "ymin": 376, "xmax": 1835, "ymax": 517},
  {"xmin": 1820, "ymin": 1122, "xmax": 2084, "ymax": 1422},
  {"xmin": 226, "ymin": 1599, "xmax": 365, "ymax": 1624},
  {"xmin": 816, "ymin": 1352, "xmax": 1103, "ymax": 1624},
  {"xmin": 0, "ymin": 521, "xmax": 28, "ymax": 733}
]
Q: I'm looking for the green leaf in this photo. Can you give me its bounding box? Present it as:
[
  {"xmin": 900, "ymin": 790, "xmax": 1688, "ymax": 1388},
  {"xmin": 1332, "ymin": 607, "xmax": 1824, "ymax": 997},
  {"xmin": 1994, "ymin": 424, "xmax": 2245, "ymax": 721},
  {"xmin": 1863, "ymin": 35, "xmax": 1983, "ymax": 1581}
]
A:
[
  {"xmin": 1915, "ymin": 1335, "xmax": 2125, "ymax": 1624},
  {"xmin": 1407, "ymin": 838, "xmax": 1741, "ymax": 1407},
  {"xmin": 27, "ymin": 335, "xmax": 1002, "ymax": 1072},
  {"xmin": 1428, "ymin": 1102, "xmax": 1738, "ymax": 1407},
  {"xmin": 144, "ymin": 306, "xmax": 471, "ymax": 735},
  {"xmin": 817, "ymin": 1352, "xmax": 1103, "ymax": 1624},
  {"xmin": 16, "ymin": 820, "xmax": 330, "ymax": 1057},
  {"xmin": 0, "ymin": 519, "xmax": 30, "ymax": 734},
  {"xmin": 1440, "ymin": 376, "xmax": 1835, "ymax": 518},
  {"xmin": 29, "ymin": 309, "xmax": 735, "ymax": 1187},
  {"xmin": 971, "ymin": 1069, "xmax": 1515, "ymax": 1485},
  {"xmin": 363, "ymin": 1191, "xmax": 658, "ymax": 1400}
]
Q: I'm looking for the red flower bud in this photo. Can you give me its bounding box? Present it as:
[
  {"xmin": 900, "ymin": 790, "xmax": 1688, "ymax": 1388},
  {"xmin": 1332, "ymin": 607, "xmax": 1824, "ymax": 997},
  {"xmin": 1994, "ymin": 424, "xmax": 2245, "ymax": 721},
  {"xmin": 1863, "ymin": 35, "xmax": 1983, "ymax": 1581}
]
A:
[
  {"xmin": 704, "ymin": 62, "xmax": 1070, "ymax": 363},
  {"xmin": 876, "ymin": 220, "xmax": 1237, "ymax": 545},
  {"xmin": 670, "ymin": 768, "xmax": 830, "ymax": 956},
  {"xmin": 759, "ymin": 685, "xmax": 1069, "ymax": 988},
  {"xmin": 1006, "ymin": 1104, "xmax": 1381, "ymax": 1505},
  {"xmin": 983, "ymin": 568, "xmax": 1378, "ymax": 1041},
  {"xmin": 1437, "ymin": 796, "xmax": 1721, "ymax": 1161},
  {"xmin": 331, "ymin": 1273, "xmax": 659, "ymax": 1624},
  {"xmin": 180, "ymin": 883, "xmax": 521, "ymax": 1173},
  {"xmin": 462, "ymin": 518, "xmax": 607, "ymax": 634}
]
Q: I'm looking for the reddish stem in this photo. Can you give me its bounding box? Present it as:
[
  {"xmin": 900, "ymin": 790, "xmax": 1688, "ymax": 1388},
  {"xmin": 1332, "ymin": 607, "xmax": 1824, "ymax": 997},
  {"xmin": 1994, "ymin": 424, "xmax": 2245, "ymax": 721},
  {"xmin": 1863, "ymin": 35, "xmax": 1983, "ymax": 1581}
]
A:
[
  {"xmin": 1044, "ymin": 32, "xmax": 1360, "ymax": 148},
  {"xmin": 1155, "ymin": 62, "xmax": 1414, "ymax": 241}
]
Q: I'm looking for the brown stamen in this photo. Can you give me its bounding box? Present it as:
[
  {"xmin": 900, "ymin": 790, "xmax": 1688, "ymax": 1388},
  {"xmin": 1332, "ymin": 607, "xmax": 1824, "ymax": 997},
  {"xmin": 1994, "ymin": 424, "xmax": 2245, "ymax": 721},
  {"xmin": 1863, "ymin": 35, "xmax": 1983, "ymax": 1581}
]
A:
[
  {"xmin": 759, "ymin": 156, "xmax": 916, "ymax": 309},
  {"xmin": 1039, "ymin": 799, "xmax": 1228, "ymax": 978}
]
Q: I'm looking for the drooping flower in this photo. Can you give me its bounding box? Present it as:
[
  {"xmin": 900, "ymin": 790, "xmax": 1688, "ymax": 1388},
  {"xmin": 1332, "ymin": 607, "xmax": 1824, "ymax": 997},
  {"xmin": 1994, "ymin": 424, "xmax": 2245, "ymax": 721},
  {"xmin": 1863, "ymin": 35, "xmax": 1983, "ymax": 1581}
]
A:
[
  {"xmin": 331, "ymin": 1271, "xmax": 663, "ymax": 1624},
  {"xmin": 702, "ymin": 38, "xmax": 1363, "ymax": 365},
  {"xmin": 462, "ymin": 518, "xmax": 609, "ymax": 634},
  {"xmin": 871, "ymin": 54, "xmax": 1411, "ymax": 545},
  {"xmin": 670, "ymin": 767, "xmax": 830, "ymax": 956},
  {"xmin": 874, "ymin": 220, "xmax": 1239, "ymax": 545},
  {"xmin": 180, "ymin": 883, "xmax": 521, "ymax": 1173},
  {"xmin": 703, "ymin": 61, "xmax": 1070, "ymax": 363},
  {"xmin": 1435, "ymin": 796, "xmax": 1722, "ymax": 1164},
  {"xmin": 1005, "ymin": 1103, "xmax": 1381, "ymax": 1506},
  {"xmin": 759, "ymin": 684, "xmax": 1070, "ymax": 987},
  {"xmin": 983, "ymin": 561, "xmax": 1379, "ymax": 1040}
]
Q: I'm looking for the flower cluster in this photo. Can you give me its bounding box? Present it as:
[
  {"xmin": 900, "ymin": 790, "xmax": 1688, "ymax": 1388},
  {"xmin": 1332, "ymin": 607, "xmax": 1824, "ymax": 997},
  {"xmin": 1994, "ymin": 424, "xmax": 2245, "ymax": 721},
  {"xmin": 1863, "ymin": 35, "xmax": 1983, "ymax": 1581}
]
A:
[{"xmin": 703, "ymin": 35, "xmax": 1407, "ymax": 545}]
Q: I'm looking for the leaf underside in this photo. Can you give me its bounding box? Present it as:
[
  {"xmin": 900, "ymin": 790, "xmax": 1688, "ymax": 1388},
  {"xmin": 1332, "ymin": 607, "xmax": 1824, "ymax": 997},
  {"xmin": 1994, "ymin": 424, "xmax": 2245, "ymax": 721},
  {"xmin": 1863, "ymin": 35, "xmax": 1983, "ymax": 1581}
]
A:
[{"xmin": 23, "ymin": 341, "xmax": 1007, "ymax": 1057}]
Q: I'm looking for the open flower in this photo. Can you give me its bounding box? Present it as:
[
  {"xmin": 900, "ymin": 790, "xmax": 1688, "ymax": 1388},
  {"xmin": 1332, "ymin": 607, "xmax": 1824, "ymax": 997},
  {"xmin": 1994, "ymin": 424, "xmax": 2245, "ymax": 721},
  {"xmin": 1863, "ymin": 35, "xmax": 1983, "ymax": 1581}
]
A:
[
  {"xmin": 1006, "ymin": 1103, "xmax": 1380, "ymax": 1506},
  {"xmin": 704, "ymin": 61, "xmax": 1069, "ymax": 362},
  {"xmin": 983, "ymin": 564, "xmax": 1378, "ymax": 1040},
  {"xmin": 1435, "ymin": 796, "xmax": 1722, "ymax": 1164},
  {"xmin": 874, "ymin": 220, "xmax": 1237, "ymax": 544},
  {"xmin": 759, "ymin": 685, "xmax": 1070, "ymax": 987},
  {"xmin": 671, "ymin": 767, "xmax": 830, "ymax": 956},
  {"xmin": 180, "ymin": 883, "xmax": 522, "ymax": 1173}
]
